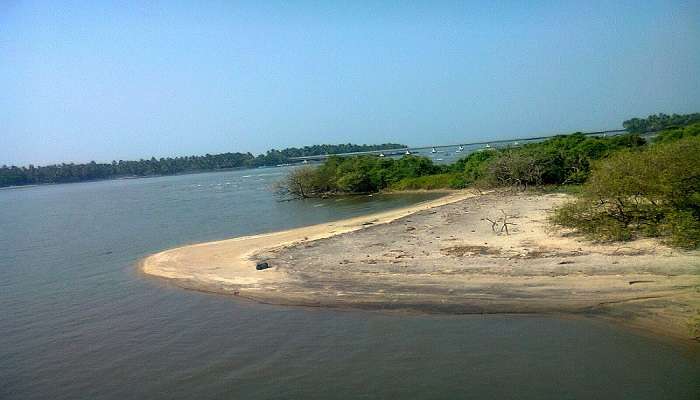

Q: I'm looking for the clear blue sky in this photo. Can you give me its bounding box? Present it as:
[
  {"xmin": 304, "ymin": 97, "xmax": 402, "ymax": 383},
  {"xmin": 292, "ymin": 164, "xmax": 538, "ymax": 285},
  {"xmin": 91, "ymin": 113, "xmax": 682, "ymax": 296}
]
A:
[{"xmin": 2, "ymin": 1, "xmax": 699, "ymax": 166}]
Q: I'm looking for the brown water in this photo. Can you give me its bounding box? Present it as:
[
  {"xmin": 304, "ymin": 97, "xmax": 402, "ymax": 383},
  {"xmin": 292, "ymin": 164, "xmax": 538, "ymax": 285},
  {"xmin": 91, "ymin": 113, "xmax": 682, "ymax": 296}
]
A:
[{"xmin": 1, "ymin": 167, "xmax": 698, "ymax": 399}]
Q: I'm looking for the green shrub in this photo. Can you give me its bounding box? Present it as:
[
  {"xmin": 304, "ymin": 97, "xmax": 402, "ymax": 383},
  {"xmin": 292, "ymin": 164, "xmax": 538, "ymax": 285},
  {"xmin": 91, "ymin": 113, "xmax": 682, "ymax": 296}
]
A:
[
  {"xmin": 276, "ymin": 155, "xmax": 447, "ymax": 197},
  {"xmin": 450, "ymin": 151, "xmax": 496, "ymax": 184},
  {"xmin": 623, "ymin": 112, "xmax": 700, "ymax": 134},
  {"xmin": 274, "ymin": 165, "xmax": 321, "ymax": 198},
  {"xmin": 552, "ymin": 200, "xmax": 634, "ymax": 241},
  {"xmin": 484, "ymin": 150, "xmax": 544, "ymax": 188},
  {"xmin": 277, "ymin": 132, "xmax": 651, "ymax": 197},
  {"xmin": 552, "ymin": 136, "xmax": 700, "ymax": 247},
  {"xmin": 390, "ymin": 173, "xmax": 464, "ymax": 190},
  {"xmin": 661, "ymin": 211, "xmax": 700, "ymax": 249},
  {"xmin": 653, "ymin": 122, "xmax": 700, "ymax": 144},
  {"xmin": 464, "ymin": 133, "xmax": 646, "ymax": 189}
]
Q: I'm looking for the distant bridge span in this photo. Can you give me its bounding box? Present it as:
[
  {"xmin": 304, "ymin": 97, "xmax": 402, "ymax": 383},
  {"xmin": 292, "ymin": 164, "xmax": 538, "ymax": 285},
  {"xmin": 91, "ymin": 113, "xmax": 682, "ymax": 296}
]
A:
[{"xmin": 288, "ymin": 129, "xmax": 630, "ymax": 162}]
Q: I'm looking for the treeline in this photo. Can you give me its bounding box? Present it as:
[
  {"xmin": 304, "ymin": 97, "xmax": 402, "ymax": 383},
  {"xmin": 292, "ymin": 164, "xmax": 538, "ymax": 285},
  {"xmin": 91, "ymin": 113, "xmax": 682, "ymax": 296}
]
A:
[
  {"xmin": 0, "ymin": 143, "xmax": 404, "ymax": 187},
  {"xmin": 278, "ymin": 114, "xmax": 700, "ymax": 247},
  {"xmin": 277, "ymin": 132, "xmax": 647, "ymax": 197},
  {"xmin": 246, "ymin": 143, "xmax": 404, "ymax": 167},
  {"xmin": 622, "ymin": 112, "xmax": 700, "ymax": 134}
]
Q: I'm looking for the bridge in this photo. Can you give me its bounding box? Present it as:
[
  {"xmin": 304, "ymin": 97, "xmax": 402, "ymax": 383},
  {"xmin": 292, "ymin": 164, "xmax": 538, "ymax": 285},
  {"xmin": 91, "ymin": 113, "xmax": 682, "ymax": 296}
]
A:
[{"xmin": 288, "ymin": 129, "xmax": 630, "ymax": 162}]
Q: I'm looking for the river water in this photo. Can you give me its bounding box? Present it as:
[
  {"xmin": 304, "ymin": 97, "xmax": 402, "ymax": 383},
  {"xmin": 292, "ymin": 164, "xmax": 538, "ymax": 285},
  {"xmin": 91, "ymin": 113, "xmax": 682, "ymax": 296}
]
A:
[{"xmin": 0, "ymin": 167, "xmax": 697, "ymax": 399}]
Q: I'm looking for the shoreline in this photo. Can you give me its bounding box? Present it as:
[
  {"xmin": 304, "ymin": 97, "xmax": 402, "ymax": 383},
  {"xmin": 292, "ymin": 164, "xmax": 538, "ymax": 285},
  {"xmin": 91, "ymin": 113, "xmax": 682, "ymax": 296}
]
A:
[
  {"xmin": 141, "ymin": 190, "xmax": 475, "ymax": 281},
  {"xmin": 140, "ymin": 190, "xmax": 700, "ymax": 342}
]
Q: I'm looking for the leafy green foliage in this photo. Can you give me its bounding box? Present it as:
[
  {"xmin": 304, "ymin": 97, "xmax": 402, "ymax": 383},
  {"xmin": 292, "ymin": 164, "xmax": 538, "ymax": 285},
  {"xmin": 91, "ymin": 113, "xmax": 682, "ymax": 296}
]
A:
[
  {"xmin": 276, "ymin": 155, "xmax": 446, "ymax": 198},
  {"xmin": 450, "ymin": 151, "xmax": 496, "ymax": 184},
  {"xmin": 277, "ymin": 133, "xmax": 649, "ymax": 197},
  {"xmin": 662, "ymin": 211, "xmax": 700, "ymax": 249},
  {"xmin": 553, "ymin": 201, "xmax": 635, "ymax": 241},
  {"xmin": 552, "ymin": 136, "xmax": 700, "ymax": 248},
  {"xmin": 390, "ymin": 173, "xmax": 465, "ymax": 190},
  {"xmin": 484, "ymin": 150, "xmax": 544, "ymax": 188},
  {"xmin": 477, "ymin": 133, "xmax": 646, "ymax": 187},
  {"xmin": 653, "ymin": 122, "xmax": 700, "ymax": 144},
  {"xmin": 623, "ymin": 112, "xmax": 700, "ymax": 134}
]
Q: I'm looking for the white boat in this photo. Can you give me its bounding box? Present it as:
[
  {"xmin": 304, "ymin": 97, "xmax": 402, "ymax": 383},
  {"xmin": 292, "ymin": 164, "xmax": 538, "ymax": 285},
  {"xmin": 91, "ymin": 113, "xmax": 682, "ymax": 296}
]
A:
[
  {"xmin": 485, "ymin": 144, "xmax": 491, "ymax": 148},
  {"xmin": 456, "ymin": 145, "xmax": 464, "ymax": 152},
  {"xmin": 513, "ymin": 141, "xmax": 519, "ymax": 145},
  {"xmin": 379, "ymin": 152, "xmax": 385, "ymax": 157},
  {"xmin": 431, "ymin": 147, "xmax": 437, "ymax": 153},
  {"xmin": 405, "ymin": 150, "xmax": 411, "ymax": 155}
]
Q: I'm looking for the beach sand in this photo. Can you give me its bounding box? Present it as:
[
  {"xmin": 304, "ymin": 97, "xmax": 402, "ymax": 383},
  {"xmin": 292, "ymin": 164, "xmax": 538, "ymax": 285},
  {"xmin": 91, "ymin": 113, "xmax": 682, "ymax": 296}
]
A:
[{"xmin": 141, "ymin": 191, "xmax": 700, "ymax": 341}]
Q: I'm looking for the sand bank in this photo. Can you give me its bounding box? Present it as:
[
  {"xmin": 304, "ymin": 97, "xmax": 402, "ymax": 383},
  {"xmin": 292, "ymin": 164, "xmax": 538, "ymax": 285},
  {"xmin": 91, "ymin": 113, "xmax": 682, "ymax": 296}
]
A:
[
  {"xmin": 141, "ymin": 191, "xmax": 700, "ymax": 341},
  {"xmin": 141, "ymin": 191, "xmax": 475, "ymax": 293}
]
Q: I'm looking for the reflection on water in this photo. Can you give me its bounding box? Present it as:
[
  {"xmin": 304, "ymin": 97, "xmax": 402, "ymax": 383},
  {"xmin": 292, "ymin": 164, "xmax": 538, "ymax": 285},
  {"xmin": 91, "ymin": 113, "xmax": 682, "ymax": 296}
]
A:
[{"xmin": 0, "ymin": 167, "xmax": 698, "ymax": 400}]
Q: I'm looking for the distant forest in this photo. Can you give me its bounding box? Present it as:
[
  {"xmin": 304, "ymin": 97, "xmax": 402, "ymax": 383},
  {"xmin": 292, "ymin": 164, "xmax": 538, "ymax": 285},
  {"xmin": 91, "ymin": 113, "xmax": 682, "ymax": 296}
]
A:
[
  {"xmin": 622, "ymin": 112, "xmax": 700, "ymax": 134},
  {"xmin": 0, "ymin": 143, "xmax": 405, "ymax": 188}
]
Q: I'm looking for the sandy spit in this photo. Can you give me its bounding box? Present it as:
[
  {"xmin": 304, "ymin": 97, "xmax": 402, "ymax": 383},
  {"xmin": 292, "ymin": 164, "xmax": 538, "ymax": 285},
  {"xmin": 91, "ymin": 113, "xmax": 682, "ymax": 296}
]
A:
[
  {"xmin": 140, "ymin": 191, "xmax": 700, "ymax": 341},
  {"xmin": 141, "ymin": 191, "xmax": 475, "ymax": 292}
]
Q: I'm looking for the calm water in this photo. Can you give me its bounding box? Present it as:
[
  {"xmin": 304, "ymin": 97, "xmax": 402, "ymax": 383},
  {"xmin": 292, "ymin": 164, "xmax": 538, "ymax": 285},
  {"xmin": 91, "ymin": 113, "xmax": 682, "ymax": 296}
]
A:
[{"xmin": 0, "ymin": 167, "xmax": 698, "ymax": 400}]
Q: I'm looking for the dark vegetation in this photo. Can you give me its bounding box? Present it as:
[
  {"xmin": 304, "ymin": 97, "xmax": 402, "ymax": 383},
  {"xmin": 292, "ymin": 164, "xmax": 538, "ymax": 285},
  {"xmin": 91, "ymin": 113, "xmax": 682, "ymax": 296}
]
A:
[
  {"xmin": 275, "ymin": 155, "xmax": 446, "ymax": 197},
  {"xmin": 278, "ymin": 112, "xmax": 700, "ymax": 248},
  {"xmin": 0, "ymin": 143, "xmax": 404, "ymax": 187},
  {"xmin": 652, "ymin": 121, "xmax": 700, "ymax": 143},
  {"xmin": 622, "ymin": 112, "xmax": 700, "ymax": 134},
  {"xmin": 277, "ymin": 133, "xmax": 647, "ymax": 197},
  {"xmin": 553, "ymin": 136, "xmax": 700, "ymax": 248}
]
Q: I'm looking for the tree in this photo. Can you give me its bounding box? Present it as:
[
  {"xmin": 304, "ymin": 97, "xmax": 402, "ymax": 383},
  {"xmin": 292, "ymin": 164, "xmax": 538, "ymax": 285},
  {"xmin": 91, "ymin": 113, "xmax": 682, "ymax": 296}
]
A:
[
  {"xmin": 275, "ymin": 166, "xmax": 319, "ymax": 199},
  {"xmin": 552, "ymin": 136, "xmax": 700, "ymax": 247},
  {"xmin": 623, "ymin": 112, "xmax": 700, "ymax": 133}
]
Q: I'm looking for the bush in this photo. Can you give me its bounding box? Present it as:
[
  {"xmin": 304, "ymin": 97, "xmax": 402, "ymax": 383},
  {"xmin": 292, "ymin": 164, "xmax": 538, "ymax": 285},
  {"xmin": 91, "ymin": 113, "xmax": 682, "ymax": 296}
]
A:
[
  {"xmin": 276, "ymin": 133, "xmax": 650, "ymax": 197},
  {"xmin": 551, "ymin": 136, "xmax": 700, "ymax": 247},
  {"xmin": 390, "ymin": 173, "xmax": 464, "ymax": 190},
  {"xmin": 552, "ymin": 200, "xmax": 634, "ymax": 241},
  {"xmin": 274, "ymin": 166, "xmax": 321, "ymax": 198},
  {"xmin": 623, "ymin": 112, "xmax": 700, "ymax": 134},
  {"xmin": 661, "ymin": 211, "xmax": 700, "ymax": 249},
  {"xmin": 450, "ymin": 151, "xmax": 496, "ymax": 184},
  {"xmin": 276, "ymin": 155, "xmax": 446, "ymax": 197},
  {"xmin": 515, "ymin": 133, "xmax": 646, "ymax": 185},
  {"xmin": 484, "ymin": 150, "xmax": 544, "ymax": 189},
  {"xmin": 653, "ymin": 122, "xmax": 700, "ymax": 144},
  {"xmin": 465, "ymin": 133, "xmax": 646, "ymax": 189}
]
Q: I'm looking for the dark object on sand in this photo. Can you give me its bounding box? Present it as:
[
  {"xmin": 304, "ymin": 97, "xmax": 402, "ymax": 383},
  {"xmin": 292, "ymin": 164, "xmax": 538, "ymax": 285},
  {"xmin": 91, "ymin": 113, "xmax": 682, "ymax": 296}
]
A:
[
  {"xmin": 629, "ymin": 280, "xmax": 655, "ymax": 285},
  {"xmin": 256, "ymin": 261, "xmax": 270, "ymax": 270}
]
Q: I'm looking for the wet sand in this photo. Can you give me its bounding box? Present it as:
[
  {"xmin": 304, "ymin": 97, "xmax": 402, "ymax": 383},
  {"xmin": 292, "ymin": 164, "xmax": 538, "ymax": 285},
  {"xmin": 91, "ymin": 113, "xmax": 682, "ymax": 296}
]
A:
[{"xmin": 141, "ymin": 191, "xmax": 700, "ymax": 341}]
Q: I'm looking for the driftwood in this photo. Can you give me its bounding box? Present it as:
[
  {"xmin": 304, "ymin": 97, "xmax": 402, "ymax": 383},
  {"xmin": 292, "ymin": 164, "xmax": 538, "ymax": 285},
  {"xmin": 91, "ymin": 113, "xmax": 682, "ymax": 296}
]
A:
[{"xmin": 483, "ymin": 209, "xmax": 518, "ymax": 235}]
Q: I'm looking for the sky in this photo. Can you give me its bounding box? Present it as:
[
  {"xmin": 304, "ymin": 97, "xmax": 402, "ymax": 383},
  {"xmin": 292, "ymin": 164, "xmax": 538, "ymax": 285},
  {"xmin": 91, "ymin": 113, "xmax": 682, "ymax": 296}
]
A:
[{"xmin": 1, "ymin": 1, "xmax": 699, "ymax": 166}]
